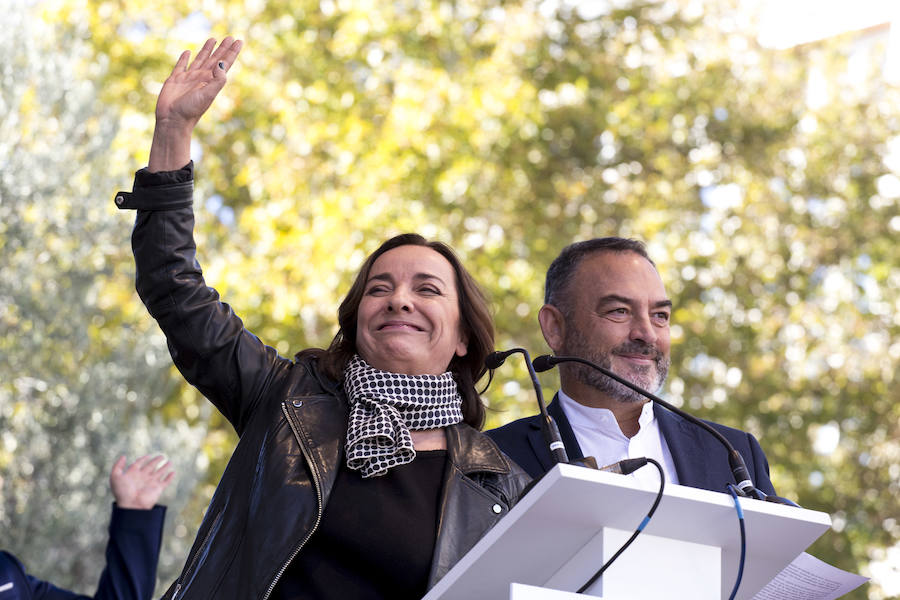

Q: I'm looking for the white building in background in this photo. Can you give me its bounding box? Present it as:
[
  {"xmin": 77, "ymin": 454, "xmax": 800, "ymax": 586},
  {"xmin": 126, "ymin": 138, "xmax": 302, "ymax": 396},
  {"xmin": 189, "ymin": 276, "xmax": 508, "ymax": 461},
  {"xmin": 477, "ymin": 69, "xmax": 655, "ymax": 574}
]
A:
[{"xmin": 758, "ymin": 0, "xmax": 900, "ymax": 83}]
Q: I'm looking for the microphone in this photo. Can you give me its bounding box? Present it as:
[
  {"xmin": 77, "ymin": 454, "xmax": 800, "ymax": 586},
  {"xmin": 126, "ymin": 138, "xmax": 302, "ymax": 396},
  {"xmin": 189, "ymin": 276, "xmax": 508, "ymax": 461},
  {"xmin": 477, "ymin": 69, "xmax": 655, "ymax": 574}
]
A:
[
  {"xmin": 485, "ymin": 348, "xmax": 569, "ymax": 465},
  {"xmin": 532, "ymin": 354, "xmax": 765, "ymax": 500},
  {"xmin": 531, "ymin": 354, "xmax": 556, "ymax": 374},
  {"xmin": 484, "ymin": 349, "xmax": 515, "ymax": 370}
]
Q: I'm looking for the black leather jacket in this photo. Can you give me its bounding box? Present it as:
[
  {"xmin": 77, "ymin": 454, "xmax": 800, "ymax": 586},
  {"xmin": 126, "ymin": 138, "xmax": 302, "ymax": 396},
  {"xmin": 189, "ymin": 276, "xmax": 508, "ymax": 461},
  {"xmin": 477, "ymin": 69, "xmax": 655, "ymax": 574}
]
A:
[{"xmin": 115, "ymin": 166, "xmax": 530, "ymax": 600}]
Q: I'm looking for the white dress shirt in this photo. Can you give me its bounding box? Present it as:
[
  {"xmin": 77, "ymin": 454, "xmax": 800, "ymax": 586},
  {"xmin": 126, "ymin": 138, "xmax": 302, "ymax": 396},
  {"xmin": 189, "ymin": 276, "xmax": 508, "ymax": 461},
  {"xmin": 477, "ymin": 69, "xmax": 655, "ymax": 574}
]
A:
[{"xmin": 558, "ymin": 390, "xmax": 680, "ymax": 490}]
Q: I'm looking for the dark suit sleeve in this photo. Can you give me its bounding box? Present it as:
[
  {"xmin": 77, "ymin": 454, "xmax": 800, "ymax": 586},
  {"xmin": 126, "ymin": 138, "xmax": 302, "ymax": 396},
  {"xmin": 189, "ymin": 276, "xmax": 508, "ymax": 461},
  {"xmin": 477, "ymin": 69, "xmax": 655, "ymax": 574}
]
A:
[
  {"xmin": 486, "ymin": 397, "xmax": 584, "ymax": 480},
  {"xmin": 744, "ymin": 432, "xmax": 776, "ymax": 497},
  {"xmin": 485, "ymin": 419, "xmax": 546, "ymax": 479},
  {"xmin": 0, "ymin": 550, "xmax": 90, "ymax": 599},
  {"xmin": 92, "ymin": 505, "xmax": 166, "ymax": 600},
  {"xmin": 1, "ymin": 506, "xmax": 164, "ymax": 600}
]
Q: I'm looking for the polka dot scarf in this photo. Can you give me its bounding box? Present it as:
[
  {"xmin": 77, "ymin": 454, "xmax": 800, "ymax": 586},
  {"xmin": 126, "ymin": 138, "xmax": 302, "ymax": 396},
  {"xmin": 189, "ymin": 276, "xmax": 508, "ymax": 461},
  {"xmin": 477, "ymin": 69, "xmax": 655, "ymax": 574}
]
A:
[{"xmin": 343, "ymin": 354, "xmax": 463, "ymax": 478}]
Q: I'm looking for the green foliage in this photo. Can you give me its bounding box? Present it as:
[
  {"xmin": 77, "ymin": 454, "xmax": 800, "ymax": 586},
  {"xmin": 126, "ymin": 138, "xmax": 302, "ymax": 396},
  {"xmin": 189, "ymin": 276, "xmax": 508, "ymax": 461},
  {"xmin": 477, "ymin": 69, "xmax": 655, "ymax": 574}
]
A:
[
  {"xmin": 0, "ymin": 2, "xmax": 211, "ymax": 592},
  {"xmin": 4, "ymin": 0, "xmax": 899, "ymax": 597}
]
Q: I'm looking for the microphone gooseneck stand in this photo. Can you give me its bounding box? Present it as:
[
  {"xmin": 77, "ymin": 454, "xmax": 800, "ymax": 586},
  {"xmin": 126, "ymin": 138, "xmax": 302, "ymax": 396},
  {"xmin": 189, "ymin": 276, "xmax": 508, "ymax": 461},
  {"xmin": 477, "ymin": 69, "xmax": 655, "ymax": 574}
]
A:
[
  {"xmin": 490, "ymin": 349, "xmax": 766, "ymax": 596},
  {"xmin": 532, "ymin": 354, "xmax": 798, "ymax": 506},
  {"xmin": 485, "ymin": 348, "xmax": 569, "ymax": 465}
]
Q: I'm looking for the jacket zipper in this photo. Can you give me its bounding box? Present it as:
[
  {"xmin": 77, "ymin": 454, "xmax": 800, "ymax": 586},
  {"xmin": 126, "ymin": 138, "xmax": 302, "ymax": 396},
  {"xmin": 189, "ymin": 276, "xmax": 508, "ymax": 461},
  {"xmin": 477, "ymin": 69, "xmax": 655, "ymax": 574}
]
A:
[
  {"xmin": 259, "ymin": 402, "xmax": 325, "ymax": 600},
  {"xmin": 172, "ymin": 509, "xmax": 225, "ymax": 599}
]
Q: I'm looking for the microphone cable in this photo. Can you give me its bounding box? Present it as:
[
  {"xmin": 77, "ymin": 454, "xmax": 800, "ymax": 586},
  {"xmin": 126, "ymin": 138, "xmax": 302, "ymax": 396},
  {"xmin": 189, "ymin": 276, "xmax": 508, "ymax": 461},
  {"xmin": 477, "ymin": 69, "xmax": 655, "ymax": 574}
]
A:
[
  {"xmin": 576, "ymin": 457, "xmax": 665, "ymax": 594},
  {"xmin": 726, "ymin": 483, "xmax": 747, "ymax": 600}
]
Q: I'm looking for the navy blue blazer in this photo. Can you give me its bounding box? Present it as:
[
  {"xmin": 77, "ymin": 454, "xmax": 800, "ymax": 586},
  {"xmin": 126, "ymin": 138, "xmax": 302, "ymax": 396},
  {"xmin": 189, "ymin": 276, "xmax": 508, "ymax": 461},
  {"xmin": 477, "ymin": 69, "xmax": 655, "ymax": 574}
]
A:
[
  {"xmin": 487, "ymin": 396, "xmax": 776, "ymax": 496},
  {"xmin": 0, "ymin": 505, "xmax": 165, "ymax": 600}
]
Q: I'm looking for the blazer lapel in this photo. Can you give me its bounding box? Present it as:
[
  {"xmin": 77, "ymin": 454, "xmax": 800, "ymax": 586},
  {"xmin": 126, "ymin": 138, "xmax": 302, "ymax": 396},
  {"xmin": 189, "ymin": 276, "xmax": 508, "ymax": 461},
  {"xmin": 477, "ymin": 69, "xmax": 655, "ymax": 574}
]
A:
[
  {"xmin": 655, "ymin": 405, "xmax": 704, "ymax": 486},
  {"xmin": 655, "ymin": 405, "xmax": 729, "ymax": 493}
]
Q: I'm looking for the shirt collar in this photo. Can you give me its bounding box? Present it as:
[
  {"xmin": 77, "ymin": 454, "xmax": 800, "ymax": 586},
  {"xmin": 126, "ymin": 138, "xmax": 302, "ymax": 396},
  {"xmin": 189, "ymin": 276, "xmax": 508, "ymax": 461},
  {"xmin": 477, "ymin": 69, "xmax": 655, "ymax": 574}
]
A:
[{"xmin": 558, "ymin": 389, "xmax": 655, "ymax": 434}]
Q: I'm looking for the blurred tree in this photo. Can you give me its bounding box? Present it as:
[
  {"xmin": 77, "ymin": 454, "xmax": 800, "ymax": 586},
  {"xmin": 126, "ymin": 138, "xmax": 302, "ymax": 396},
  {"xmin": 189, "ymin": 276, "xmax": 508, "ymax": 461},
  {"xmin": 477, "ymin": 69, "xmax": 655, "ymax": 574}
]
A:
[
  {"xmin": 8, "ymin": 0, "xmax": 899, "ymax": 597},
  {"xmin": 0, "ymin": 0, "xmax": 210, "ymax": 592}
]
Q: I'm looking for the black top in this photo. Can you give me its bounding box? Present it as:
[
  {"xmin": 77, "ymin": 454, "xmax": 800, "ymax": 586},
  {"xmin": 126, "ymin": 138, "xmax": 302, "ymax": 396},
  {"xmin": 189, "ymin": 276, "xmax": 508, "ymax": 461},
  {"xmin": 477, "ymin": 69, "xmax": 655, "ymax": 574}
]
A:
[{"xmin": 274, "ymin": 450, "xmax": 448, "ymax": 600}]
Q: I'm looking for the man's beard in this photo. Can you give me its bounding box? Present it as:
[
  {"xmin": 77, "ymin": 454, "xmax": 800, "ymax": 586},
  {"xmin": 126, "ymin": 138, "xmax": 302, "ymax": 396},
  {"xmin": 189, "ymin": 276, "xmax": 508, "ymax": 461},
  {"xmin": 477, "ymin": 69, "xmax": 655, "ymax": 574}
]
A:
[{"xmin": 560, "ymin": 326, "xmax": 670, "ymax": 403}]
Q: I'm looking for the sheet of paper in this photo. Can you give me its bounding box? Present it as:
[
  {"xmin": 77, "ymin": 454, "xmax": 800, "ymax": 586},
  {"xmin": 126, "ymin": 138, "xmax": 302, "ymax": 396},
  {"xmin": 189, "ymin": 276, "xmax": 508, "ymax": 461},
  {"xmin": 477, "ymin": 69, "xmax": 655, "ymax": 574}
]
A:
[{"xmin": 752, "ymin": 552, "xmax": 868, "ymax": 600}]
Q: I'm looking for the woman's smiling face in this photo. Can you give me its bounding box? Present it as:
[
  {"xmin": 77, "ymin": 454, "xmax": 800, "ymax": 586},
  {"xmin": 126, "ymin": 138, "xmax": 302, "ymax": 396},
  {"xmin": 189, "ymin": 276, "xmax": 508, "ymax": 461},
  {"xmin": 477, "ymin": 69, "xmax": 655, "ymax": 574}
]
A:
[{"xmin": 355, "ymin": 245, "xmax": 468, "ymax": 375}]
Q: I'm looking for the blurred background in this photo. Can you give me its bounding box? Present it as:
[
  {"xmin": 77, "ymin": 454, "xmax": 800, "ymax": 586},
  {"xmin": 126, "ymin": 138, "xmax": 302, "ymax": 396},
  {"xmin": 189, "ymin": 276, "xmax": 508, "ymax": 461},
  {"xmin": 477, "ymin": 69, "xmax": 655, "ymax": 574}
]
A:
[{"xmin": 1, "ymin": 0, "xmax": 898, "ymax": 597}]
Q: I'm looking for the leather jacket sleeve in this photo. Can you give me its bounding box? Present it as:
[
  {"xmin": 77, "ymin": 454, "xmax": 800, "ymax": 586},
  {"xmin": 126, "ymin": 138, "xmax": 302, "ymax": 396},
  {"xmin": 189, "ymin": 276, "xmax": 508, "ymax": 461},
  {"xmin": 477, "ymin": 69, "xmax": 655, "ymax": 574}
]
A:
[{"xmin": 115, "ymin": 165, "xmax": 289, "ymax": 434}]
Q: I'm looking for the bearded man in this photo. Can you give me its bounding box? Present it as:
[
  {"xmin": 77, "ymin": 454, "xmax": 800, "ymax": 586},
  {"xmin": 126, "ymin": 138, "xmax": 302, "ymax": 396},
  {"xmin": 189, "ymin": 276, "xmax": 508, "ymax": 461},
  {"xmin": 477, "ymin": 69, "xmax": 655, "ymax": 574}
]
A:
[{"xmin": 487, "ymin": 238, "xmax": 776, "ymax": 495}]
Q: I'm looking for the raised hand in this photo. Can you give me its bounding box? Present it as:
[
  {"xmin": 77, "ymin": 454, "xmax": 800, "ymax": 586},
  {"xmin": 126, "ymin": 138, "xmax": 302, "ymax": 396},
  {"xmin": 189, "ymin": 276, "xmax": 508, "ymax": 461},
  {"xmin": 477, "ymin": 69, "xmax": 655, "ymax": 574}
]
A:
[
  {"xmin": 156, "ymin": 37, "xmax": 242, "ymax": 128},
  {"xmin": 109, "ymin": 455, "xmax": 176, "ymax": 510},
  {"xmin": 148, "ymin": 36, "xmax": 243, "ymax": 172}
]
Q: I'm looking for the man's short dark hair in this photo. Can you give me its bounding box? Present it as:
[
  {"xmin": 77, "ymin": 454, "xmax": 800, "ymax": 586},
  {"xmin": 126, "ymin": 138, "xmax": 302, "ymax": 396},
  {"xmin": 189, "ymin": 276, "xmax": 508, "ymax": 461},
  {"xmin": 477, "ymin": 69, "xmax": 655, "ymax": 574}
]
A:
[{"xmin": 544, "ymin": 237, "xmax": 655, "ymax": 309}]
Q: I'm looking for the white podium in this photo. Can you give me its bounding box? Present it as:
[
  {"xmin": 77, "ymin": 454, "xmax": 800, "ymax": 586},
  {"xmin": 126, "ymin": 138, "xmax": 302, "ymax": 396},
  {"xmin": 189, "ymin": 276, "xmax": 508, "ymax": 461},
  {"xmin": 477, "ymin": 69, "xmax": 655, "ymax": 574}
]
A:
[{"xmin": 423, "ymin": 463, "xmax": 832, "ymax": 600}]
